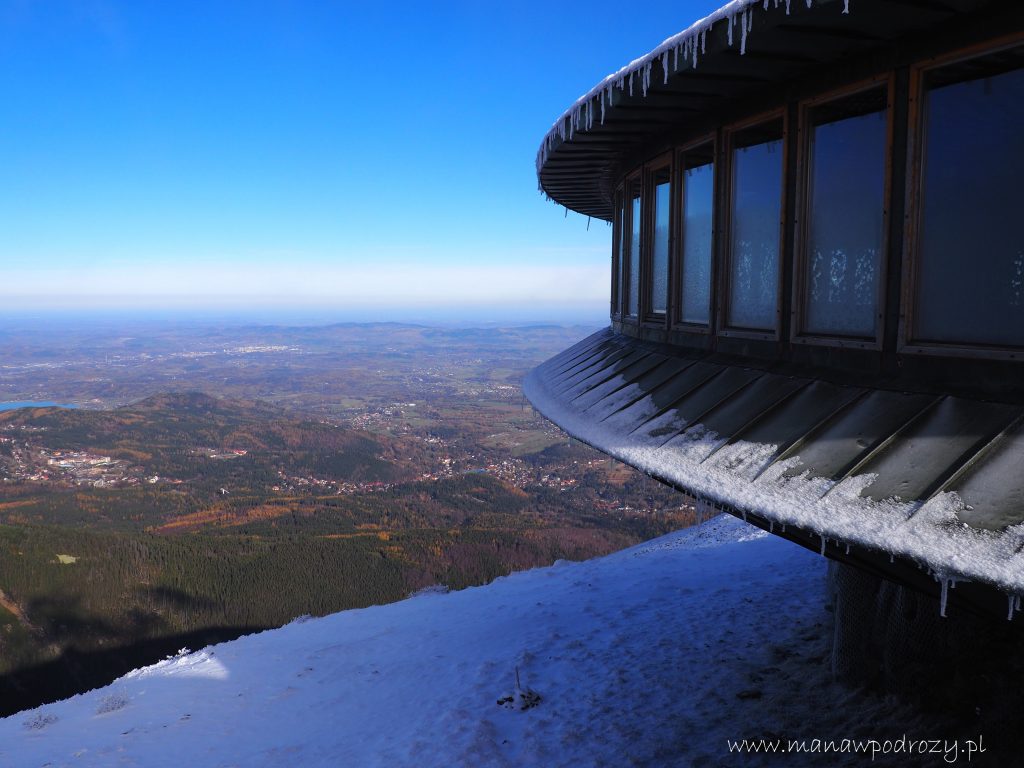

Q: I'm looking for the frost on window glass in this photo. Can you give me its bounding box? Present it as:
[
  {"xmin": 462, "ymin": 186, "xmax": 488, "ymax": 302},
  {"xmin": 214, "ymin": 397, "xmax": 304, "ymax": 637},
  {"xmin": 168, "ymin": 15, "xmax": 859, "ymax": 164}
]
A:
[
  {"xmin": 727, "ymin": 122, "xmax": 783, "ymax": 331},
  {"xmin": 680, "ymin": 155, "xmax": 714, "ymax": 325},
  {"xmin": 628, "ymin": 188, "xmax": 641, "ymax": 318},
  {"xmin": 803, "ymin": 91, "xmax": 886, "ymax": 338},
  {"xmin": 915, "ymin": 50, "xmax": 1024, "ymax": 346},
  {"xmin": 651, "ymin": 168, "xmax": 670, "ymax": 315}
]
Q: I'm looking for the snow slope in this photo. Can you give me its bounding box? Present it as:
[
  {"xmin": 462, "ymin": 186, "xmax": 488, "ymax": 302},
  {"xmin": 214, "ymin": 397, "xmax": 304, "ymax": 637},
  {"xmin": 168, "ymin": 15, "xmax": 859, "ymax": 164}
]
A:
[{"xmin": 0, "ymin": 518, "xmax": 936, "ymax": 767}]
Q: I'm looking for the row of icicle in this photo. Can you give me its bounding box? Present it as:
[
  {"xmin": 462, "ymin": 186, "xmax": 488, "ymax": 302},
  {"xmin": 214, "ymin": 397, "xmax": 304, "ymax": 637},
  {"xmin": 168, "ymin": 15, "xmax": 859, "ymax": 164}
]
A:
[
  {"xmin": 537, "ymin": 0, "xmax": 852, "ymax": 186},
  {"xmin": 700, "ymin": 494, "xmax": 1023, "ymax": 622}
]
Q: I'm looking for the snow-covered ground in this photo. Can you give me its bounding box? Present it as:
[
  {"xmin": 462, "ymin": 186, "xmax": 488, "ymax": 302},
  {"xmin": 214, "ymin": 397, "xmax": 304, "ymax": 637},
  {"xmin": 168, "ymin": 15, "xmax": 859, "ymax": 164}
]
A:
[{"xmin": 1, "ymin": 517, "xmax": 949, "ymax": 767}]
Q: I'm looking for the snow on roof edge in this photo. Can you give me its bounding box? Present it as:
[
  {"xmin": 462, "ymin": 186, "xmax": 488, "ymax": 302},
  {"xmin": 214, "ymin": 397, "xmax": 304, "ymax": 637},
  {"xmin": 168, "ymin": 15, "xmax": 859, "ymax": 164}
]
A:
[
  {"xmin": 535, "ymin": 0, "xmax": 851, "ymax": 197},
  {"xmin": 523, "ymin": 356, "xmax": 1024, "ymax": 618}
]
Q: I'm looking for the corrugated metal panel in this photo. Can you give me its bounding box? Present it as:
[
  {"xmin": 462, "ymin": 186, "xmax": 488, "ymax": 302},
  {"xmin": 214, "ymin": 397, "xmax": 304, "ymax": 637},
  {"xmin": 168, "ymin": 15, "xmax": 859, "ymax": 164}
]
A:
[
  {"xmin": 932, "ymin": 414, "xmax": 1024, "ymax": 530},
  {"xmin": 527, "ymin": 333, "xmax": 1024, "ymax": 531}
]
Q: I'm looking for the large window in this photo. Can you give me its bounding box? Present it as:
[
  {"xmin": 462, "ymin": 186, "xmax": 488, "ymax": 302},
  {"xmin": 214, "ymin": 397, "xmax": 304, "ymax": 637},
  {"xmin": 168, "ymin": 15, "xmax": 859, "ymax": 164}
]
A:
[
  {"xmin": 614, "ymin": 190, "xmax": 625, "ymax": 317},
  {"xmin": 626, "ymin": 178, "xmax": 641, "ymax": 318},
  {"xmin": 649, "ymin": 165, "xmax": 671, "ymax": 316},
  {"xmin": 912, "ymin": 45, "xmax": 1024, "ymax": 347},
  {"xmin": 726, "ymin": 119, "xmax": 784, "ymax": 331},
  {"xmin": 801, "ymin": 88, "xmax": 887, "ymax": 339},
  {"xmin": 678, "ymin": 144, "xmax": 714, "ymax": 325}
]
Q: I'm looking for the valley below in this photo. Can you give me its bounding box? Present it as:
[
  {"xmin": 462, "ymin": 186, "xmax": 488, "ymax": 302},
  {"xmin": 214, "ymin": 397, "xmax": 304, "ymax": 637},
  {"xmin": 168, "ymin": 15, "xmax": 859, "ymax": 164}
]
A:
[{"xmin": 0, "ymin": 319, "xmax": 693, "ymax": 715}]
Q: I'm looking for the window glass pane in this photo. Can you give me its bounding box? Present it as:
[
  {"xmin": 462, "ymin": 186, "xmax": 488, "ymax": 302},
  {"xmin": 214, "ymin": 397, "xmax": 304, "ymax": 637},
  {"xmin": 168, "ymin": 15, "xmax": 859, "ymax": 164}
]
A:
[
  {"xmin": 616, "ymin": 197, "xmax": 626, "ymax": 315},
  {"xmin": 651, "ymin": 168, "xmax": 670, "ymax": 314},
  {"xmin": 628, "ymin": 189, "xmax": 640, "ymax": 318},
  {"xmin": 915, "ymin": 51, "xmax": 1024, "ymax": 346},
  {"xmin": 727, "ymin": 123, "xmax": 783, "ymax": 330},
  {"xmin": 804, "ymin": 92, "xmax": 886, "ymax": 337},
  {"xmin": 681, "ymin": 159, "xmax": 714, "ymax": 324}
]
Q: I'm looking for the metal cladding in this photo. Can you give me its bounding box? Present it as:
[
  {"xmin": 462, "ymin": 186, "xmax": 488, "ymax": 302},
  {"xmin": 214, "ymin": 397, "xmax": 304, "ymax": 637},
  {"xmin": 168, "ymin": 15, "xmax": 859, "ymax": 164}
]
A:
[{"xmin": 525, "ymin": 331, "xmax": 1024, "ymax": 616}]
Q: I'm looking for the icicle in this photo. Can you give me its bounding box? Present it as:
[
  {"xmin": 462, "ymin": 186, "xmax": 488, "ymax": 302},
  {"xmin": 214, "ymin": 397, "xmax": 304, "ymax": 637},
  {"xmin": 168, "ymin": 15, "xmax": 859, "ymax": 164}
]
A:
[
  {"xmin": 819, "ymin": 534, "xmax": 827, "ymax": 556},
  {"xmin": 701, "ymin": 28, "xmax": 706, "ymax": 55},
  {"xmin": 727, "ymin": 13, "xmax": 734, "ymax": 47},
  {"xmin": 769, "ymin": 521, "xmax": 774, "ymax": 533},
  {"xmin": 763, "ymin": 0, "xmax": 769, "ymax": 9},
  {"xmin": 890, "ymin": 553, "xmax": 895, "ymax": 564},
  {"xmin": 600, "ymin": 89, "xmax": 605, "ymax": 124},
  {"xmin": 939, "ymin": 578, "xmax": 950, "ymax": 618},
  {"xmin": 843, "ymin": 0, "xmax": 849, "ymax": 13},
  {"xmin": 806, "ymin": 0, "xmax": 811, "ymax": 7},
  {"xmin": 628, "ymin": 71, "xmax": 634, "ymax": 97},
  {"xmin": 1008, "ymin": 593, "xmax": 1015, "ymax": 621},
  {"xmin": 741, "ymin": 509, "xmax": 747, "ymax": 522},
  {"xmin": 785, "ymin": 0, "xmax": 791, "ymax": 13},
  {"xmin": 691, "ymin": 36, "xmax": 698, "ymax": 68},
  {"xmin": 661, "ymin": 51, "xmax": 669, "ymax": 84},
  {"xmin": 781, "ymin": 524, "xmax": 786, "ymax": 533},
  {"xmin": 845, "ymin": 543, "xmax": 851, "ymax": 555},
  {"xmin": 740, "ymin": 9, "xmax": 749, "ymax": 55}
]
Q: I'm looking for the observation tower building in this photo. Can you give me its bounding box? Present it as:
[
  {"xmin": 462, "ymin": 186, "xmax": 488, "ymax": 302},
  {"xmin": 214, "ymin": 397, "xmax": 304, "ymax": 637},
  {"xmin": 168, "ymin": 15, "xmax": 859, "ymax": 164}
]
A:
[{"xmin": 526, "ymin": 0, "xmax": 1024, "ymax": 679}]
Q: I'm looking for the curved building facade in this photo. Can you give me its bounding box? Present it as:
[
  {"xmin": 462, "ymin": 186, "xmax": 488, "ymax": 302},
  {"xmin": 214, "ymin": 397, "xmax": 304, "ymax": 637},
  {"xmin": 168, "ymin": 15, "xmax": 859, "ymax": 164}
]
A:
[{"xmin": 528, "ymin": 0, "xmax": 1024, "ymax": 621}]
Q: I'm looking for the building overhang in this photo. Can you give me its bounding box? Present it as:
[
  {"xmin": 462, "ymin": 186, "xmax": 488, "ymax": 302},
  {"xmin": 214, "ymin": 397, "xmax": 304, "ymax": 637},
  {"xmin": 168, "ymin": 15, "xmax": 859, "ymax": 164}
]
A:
[
  {"xmin": 537, "ymin": 0, "xmax": 1014, "ymax": 221},
  {"xmin": 525, "ymin": 330, "xmax": 1024, "ymax": 618}
]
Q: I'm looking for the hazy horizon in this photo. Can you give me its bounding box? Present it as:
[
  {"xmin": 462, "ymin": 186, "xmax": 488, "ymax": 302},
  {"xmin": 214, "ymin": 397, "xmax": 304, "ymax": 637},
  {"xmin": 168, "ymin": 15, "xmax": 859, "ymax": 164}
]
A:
[
  {"xmin": 0, "ymin": 303, "xmax": 610, "ymax": 331},
  {"xmin": 0, "ymin": 1, "xmax": 723, "ymax": 312}
]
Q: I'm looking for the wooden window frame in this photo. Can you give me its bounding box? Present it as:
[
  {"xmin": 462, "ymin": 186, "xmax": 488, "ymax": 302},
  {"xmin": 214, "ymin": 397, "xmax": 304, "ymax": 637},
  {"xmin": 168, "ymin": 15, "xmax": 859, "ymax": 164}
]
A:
[
  {"xmin": 671, "ymin": 135, "xmax": 717, "ymax": 334},
  {"xmin": 900, "ymin": 32, "xmax": 1024, "ymax": 361},
  {"xmin": 790, "ymin": 75, "xmax": 893, "ymax": 352},
  {"xmin": 611, "ymin": 186, "xmax": 624, "ymax": 320},
  {"xmin": 641, "ymin": 152, "xmax": 674, "ymax": 328},
  {"xmin": 622, "ymin": 171, "xmax": 643, "ymax": 323},
  {"xmin": 718, "ymin": 109, "xmax": 788, "ymax": 341}
]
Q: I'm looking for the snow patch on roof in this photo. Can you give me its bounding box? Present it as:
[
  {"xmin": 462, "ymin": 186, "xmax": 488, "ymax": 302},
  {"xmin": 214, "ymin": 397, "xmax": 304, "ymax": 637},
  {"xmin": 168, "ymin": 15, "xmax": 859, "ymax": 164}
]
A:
[{"xmin": 524, "ymin": 359, "xmax": 1024, "ymax": 601}]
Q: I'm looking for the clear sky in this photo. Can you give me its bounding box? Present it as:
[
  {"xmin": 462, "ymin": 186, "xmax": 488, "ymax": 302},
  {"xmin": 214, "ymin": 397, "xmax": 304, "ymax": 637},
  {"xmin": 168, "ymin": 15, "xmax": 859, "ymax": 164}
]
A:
[{"xmin": 1, "ymin": 0, "xmax": 722, "ymax": 321}]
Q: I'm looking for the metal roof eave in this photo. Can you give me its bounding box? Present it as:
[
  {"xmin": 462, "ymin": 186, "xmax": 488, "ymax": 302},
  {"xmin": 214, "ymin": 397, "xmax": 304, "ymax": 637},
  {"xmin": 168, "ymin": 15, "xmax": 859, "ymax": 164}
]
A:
[{"xmin": 536, "ymin": 0, "xmax": 997, "ymax": 220}]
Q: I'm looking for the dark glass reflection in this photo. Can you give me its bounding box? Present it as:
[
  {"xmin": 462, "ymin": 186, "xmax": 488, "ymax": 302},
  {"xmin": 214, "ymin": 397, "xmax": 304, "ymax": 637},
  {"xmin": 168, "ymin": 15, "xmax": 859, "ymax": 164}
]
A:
[
  {"xmin": 728, "ymin": 132, "xmax": 782, "ymax": 330},
  {"xmin": 617, "ymin": 199, "xmax": 626, "ymax": 315},
  {"xmin": 681, "ymin": 161, "xmax": 714, "ymax": 324},
  {"xmin": 804, "ymin": 103, "xmax": 886, "ymax": 337},
  {"xmin": 915, "ymin": 62, "xmax": 1024, "ymax": 346},
  {"xmin": 651, "ymin": 171, "xmax": 670, "ymax": 315},
  {"xmin": 628, "ymin": 192, "xmax": 640, "ymax": 317}
]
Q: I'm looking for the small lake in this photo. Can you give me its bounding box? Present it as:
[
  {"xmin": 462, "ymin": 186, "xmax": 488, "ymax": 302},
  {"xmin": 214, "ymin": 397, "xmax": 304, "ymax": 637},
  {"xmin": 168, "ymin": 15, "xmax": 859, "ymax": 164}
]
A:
[{"xmin": 0, "ymin": 401, "xmax": 78, "ymax": 412}]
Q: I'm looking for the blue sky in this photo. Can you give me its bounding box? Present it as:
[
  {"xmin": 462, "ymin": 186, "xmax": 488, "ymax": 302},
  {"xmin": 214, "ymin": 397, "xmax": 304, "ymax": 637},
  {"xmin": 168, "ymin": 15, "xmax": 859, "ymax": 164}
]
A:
[{"xmin": 0, "ymin": 1, "xmax": 722, "ymax": 319}]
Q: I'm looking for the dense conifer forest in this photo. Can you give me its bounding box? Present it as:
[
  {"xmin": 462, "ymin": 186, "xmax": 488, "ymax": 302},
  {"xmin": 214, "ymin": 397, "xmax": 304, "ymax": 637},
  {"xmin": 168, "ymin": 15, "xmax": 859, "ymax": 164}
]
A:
[{"xmin": 0, "ymin": 386, "xmax": 690, "ymax": 714}]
